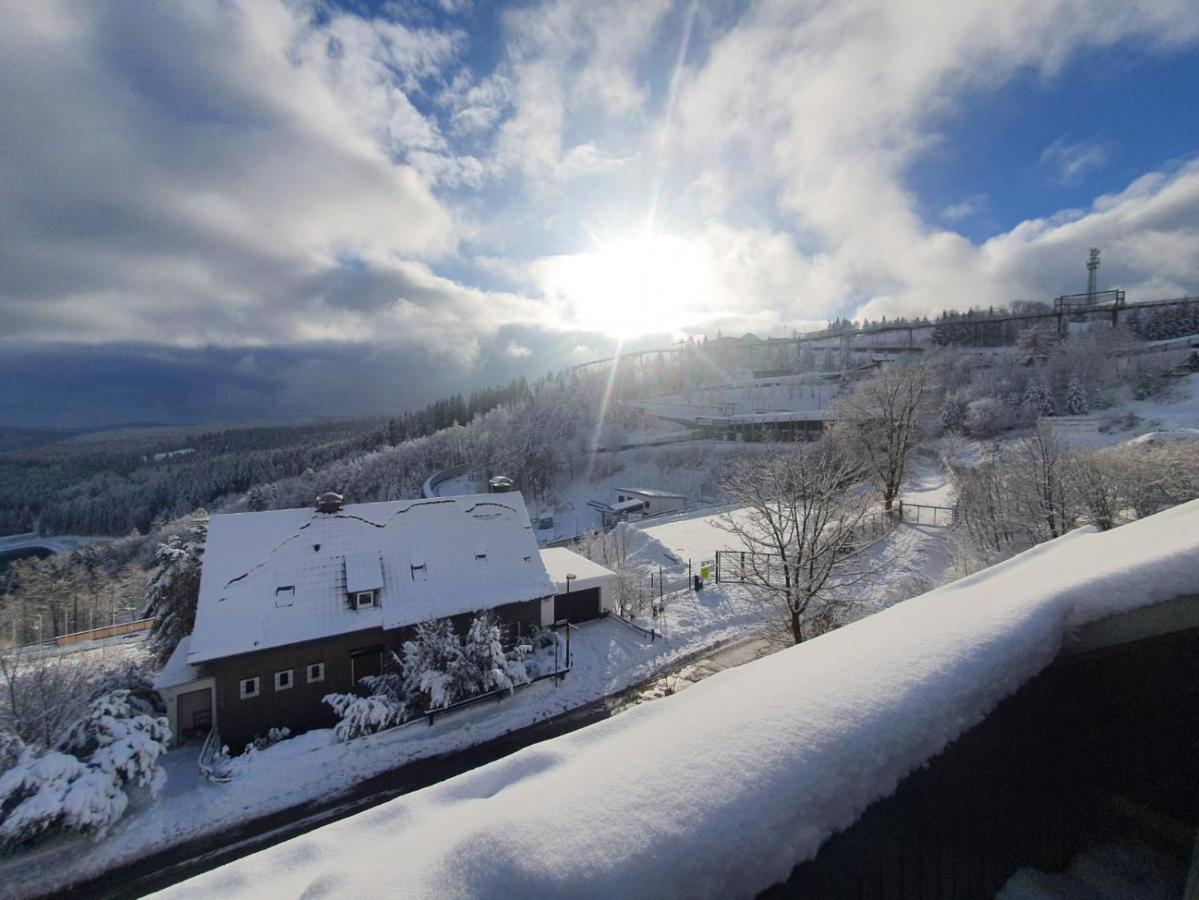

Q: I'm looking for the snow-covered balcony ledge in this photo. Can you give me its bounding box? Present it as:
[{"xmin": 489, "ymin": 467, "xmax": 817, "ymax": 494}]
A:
[{"xmin": 159, "ymin": 499, "xmax": 1199, "ymax": 900}]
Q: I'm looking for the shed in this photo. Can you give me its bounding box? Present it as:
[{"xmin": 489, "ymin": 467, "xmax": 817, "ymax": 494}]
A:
[{"xmin": 538, "ymin": 547, "xmax": 617, "ymax": 626}]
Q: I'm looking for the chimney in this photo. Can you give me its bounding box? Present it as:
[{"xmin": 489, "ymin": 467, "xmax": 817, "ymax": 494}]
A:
[{"xmin": 316, "ymin": 491, "xmax": 344, "ymax": 513}]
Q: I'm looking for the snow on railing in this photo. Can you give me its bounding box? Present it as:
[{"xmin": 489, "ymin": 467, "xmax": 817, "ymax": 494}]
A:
[{"xmin": 198, "ymin": 728, "xmax": 234, "ymax": 783}]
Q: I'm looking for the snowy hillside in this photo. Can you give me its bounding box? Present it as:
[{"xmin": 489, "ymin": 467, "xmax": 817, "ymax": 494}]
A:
[{"xmin": 158, "ymin": 499, "xmax": 1199, "ymax": 900}]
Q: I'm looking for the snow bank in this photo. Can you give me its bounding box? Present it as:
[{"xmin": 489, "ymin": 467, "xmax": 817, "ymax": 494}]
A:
[
  {"xmin": 159, "ymin": 500, "xmax": 1199, "ymax": 900},
  {"xmin": 1125, "ymin": 427, "xmax": 1199, "ymax": 445}
]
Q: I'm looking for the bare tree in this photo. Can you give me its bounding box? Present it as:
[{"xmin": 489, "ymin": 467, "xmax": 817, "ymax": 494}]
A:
[
  {"xmin": 0, "ymin": 649, "xmax": 103, "ymax": 752},
  {"xmin": 717, "ymin": 445, "xmax": 876, "ymax": 645},
  {"xmin": 835, "ymin": 364, "xmax": 930, "ymax": 511},
  {"xmin": 1008, "ymin": 424, "xmax": 1079, "ymax": 541}
]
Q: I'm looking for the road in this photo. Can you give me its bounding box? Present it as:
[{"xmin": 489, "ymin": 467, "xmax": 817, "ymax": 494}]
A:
[{"xmin": 50, "ymin": 633, "xmax": 771, "ymax": 899}]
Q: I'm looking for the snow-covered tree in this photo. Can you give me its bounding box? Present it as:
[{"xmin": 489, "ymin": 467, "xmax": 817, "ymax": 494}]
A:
[
  {"xmin": 462, "ymin": 613, "xmax": 529, "ymax": 694},
  {"xmin": 0, "ymin": 751, "xmax": 127, "ymax": 845},
  {"xmin": 400, "ymin": 619, "xmax": 466, "ymax": 712},
  {"xmin": 1016, "ymin": 325, "xmax": 1059, "ymax": 361},
  {"xmin": 939, "ymin": 393, "xmax": 968, "ymax": 434},
  {"xmin": 1022, "ymin": 378, "xmax": 1056, "ymax": 418},
  {"xmin": 1064, "ymin": 376, "xmax": 1089, "ymax": 416},
  {"xmin": 717, "ymin": 445, "xmax": 876, "ymax": 645},
  {"xmin": 834, "ymin": 364, "xmax": 930, "ymax": 511},
  {"xmin": 57, "ymin": 690, "xmax": 170, "ymax": 796},
  {"xmin": 322, "ymin": 694, "xmax": 404, "ymax": 742},
  {"xmin": 144, "ymin": 510, "xmax": 208, "ymax": 663},
  {"xmin": 963, "ymin": 398, "xmax": 1014, "ymax": 438},
  {"xmin": 0, "ymin": 688, "xmax": 169, "ymax": 846}
]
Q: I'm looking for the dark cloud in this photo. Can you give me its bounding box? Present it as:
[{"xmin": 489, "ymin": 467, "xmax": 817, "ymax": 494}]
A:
[{"xmin": 0, "ymin": 326, "xmax": 619, "ymax": 429}]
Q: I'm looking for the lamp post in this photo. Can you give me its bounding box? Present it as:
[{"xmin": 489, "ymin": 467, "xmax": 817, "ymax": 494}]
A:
[{"xmin": 564, "ymin": 573, "xmax": 576, "ymax": 670}]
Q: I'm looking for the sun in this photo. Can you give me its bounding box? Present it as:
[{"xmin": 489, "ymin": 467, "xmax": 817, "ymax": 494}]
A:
[{"xmin": 544, "ymin": 233, "xmax": 712, "ymax": 339}]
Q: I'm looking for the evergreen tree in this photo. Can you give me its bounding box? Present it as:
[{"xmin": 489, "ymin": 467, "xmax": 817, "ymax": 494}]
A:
[
  {"xmin": 1022, "ymin": 378, "xmax": 1056, "ymax": 418},
  {"xmin": 1064, "ymin": 376, "xmax": 1089, "ymax": 416},
  {"xmin": 144, "ymin": 511, "xmax": 208, "ymax": 663}
]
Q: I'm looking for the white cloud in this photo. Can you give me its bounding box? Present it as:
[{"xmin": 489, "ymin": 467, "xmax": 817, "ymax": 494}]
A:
[
  {"xmin": 3, "ymin": 0, "xmax": 1199, "ymax": 381},
  {"xmin": 941, "ymin": 194, "xmax": 989, "ymax": 222},
  {"xmin": 504, "ymin": 341, "xmax": 533, "ymax": 357},
  {"xmin": 1040, "ymin": 137, "xmax": 1113, "ymax": 185}
]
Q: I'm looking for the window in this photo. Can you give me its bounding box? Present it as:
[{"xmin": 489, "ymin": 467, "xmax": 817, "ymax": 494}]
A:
[
  {"xmin": 274, "ymin": 669, "xmax": 294, "ymax": 691},
  {"xmin": 307, "ymin": 662, "xmax": 325, "ymax": 684},
  {"xmin": 355, "ymin": 590, "xmax": 376, "ymax": 609},
  {"xmin": 644, "ymin": 501, "xmax": 651, "ymax": 511},
  {"xmin": 239, "ymin": 676, "xmax": 260, "ymax": 699}
]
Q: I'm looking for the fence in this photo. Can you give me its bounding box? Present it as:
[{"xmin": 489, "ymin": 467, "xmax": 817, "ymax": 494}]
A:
[
  {"xmin": 53, "ymin": 617, "xmax": 154, "ymax": 647},
  {"xmin": 897, "ymin": 501, "xmax": 956, "ymax": 527}
]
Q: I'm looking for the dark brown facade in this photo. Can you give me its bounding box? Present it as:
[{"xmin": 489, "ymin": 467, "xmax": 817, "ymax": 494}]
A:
[{"xmin": 208, "ymin": 597, "xmax": 544, "ymax": 752}]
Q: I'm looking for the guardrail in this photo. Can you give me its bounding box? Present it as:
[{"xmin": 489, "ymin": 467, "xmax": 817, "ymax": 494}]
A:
[{"xmin": 420, "ymin": 462, "xmax": 472, "ymax": 499}]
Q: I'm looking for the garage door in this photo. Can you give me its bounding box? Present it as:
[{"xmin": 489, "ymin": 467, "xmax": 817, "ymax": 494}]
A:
[{"xmin": 554, "ymin": 587, "xmax": 601, "ymax": 624}]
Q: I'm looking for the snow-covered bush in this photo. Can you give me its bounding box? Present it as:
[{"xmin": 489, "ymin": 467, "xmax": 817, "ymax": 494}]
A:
[
  {"xmin": 242, "ymin": 727, "xmax": 291, "ymax": 756},
  {"xmin": 0, "ymin": 689, "xmax": 170, "ymax": 847},
  {"xmin": 0, "ymin": 751, "xmax": 128, "ymax": 845},
  {"xmin": 938, "ymin": 393, "xmax": 968, "ymax": 434},
  {"xmin": 963, "ymin": 398, "xmax": 1015, "ymax": 438},
  {"xmin": 57, "ymin": 690, "xmax": 170, "ymax": 796}
]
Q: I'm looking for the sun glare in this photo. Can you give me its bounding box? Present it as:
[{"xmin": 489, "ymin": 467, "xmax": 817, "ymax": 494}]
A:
[{"xmin": 551, "ymin": 233, "xmax": 712, "ymax": 339}]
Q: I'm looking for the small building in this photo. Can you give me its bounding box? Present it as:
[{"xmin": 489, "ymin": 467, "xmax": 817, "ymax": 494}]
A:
[
  {"xmin": 611, "ymin": 488, "xmax": 686, "ymax": 517},
  {"xmin": 539, "ymin": 548, "xmax": 617, "ymax": 625},
  {"xmin": 158, "ymin": 492, "xmax": 555, "ymax": 752}
]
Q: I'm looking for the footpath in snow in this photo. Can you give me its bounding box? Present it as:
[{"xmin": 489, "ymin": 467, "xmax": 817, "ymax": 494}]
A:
[{"xmin": 159, "ymin": 498, "xmax": 1199, "ymax": 900}]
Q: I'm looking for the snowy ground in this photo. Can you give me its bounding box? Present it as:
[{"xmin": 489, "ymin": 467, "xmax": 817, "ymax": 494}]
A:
[{"xmin": 0, "ymin": 582, "xmax": 767, "ymax": 897}]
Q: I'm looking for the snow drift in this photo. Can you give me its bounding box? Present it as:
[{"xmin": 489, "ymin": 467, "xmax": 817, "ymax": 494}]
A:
[{"xmin": 159, "ymin": 499, "xmax": 1199, "ymax": 900}]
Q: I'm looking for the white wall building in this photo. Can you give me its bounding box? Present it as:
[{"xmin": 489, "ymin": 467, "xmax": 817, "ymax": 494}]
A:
[{"xmin": 539, "ymin": 547, "xmax": 617, "ymax": 625}]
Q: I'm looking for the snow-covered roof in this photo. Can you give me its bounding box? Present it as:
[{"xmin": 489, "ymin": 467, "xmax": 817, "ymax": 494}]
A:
[
  {"xmin": 187, "ymin": 493, "xmax": 554, "ymax": 664},
  {"xmin": 609, "ymin": 499, "xmax": 646, "ymax": 513},
  {"xmin": 164, "ymin": 499, "xmax": 1199, "ymax": 899},
  {"xmin": 539, "ymin": 548, "xmax": 616, "ymax": 590},
  {"xmin": 154, "ymin": 636, "xmax": 204, "ymax": 691}
]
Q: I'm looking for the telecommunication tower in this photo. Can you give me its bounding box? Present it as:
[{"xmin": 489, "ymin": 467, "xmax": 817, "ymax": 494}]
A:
[{"xmin": 1086, "ymin": 247, "xmax": 1100, "ymax": 302}]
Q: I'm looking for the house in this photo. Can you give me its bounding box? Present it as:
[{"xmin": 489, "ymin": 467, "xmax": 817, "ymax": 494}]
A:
[
  {"xmin": 158, "ymin": 491, "xmax": 556, "ymax": 752},
  {"xmin": 539, "ymin": 547, "xmax": 617, "ymax": 625}
]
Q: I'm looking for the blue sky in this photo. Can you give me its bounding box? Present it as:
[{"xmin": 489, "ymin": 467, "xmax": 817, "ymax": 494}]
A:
[
  {"xmin": 909, "ymin": 42, "xmax": 1199, "ymax": 244},
  {"xmin": 1, "ymin": 0, "xmax": 1198, "ymax": 426}
]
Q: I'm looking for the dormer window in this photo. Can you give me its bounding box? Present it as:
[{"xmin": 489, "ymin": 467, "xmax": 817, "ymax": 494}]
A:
[{"xmin": 355, "ymin": 590, "xmax": 377, "ymax": 610}]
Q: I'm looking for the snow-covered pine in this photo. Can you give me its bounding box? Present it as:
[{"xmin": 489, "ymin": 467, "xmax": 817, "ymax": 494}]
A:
[
  {"xmin": 145, "ymin": 510, "xmax": 208, "ymax": 664},
  {"xmin": 322, "ymin": 694, "xmax": 404, "ymax": 742},
  {"xmin": 1022, "ymin": 378, "xmax": 1055, "ymax": 418},
  {"xmin": 462, "ymin": 613, "xmax": 529, "ymax": 694},
  {"xmin": 57, "ymin": 690, "xmax": 170, "ymax": 796},
  {"xmin": 0, "ymin": 750, "xmax": 129, "ymax": 845},
  {"xmin": 400, "ymin": 619, "xmax": 465, "ymax": 712},
  {"xmin": 1065, "ymin": 375, "xmax": 1089, "ymax": 415}
]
